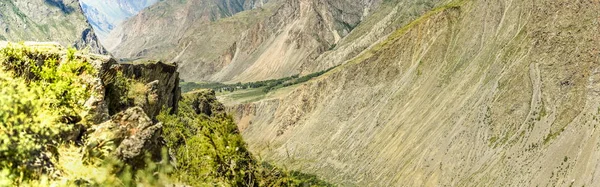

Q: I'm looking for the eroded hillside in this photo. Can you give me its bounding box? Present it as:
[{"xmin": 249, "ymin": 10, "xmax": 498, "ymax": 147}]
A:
[
  {"xmin": 106, "ymin": 0, "xmax": 385, "ymax": 83},
  {"xmin": 231, "ymin": 0, "xmax": 600, "ymax": 186},
  {"xmin": 0, "ymin": 0, "xmax": 105, "ymax": 54}
]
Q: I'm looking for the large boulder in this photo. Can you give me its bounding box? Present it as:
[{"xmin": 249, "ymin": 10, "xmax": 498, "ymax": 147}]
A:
[
  {"xmin": 88, "ymin": 107, "xmax": 164, "ymax": 169},
  {"xmin": 189, "ymin": 89, "xmax": 225, "ymax": 116}
]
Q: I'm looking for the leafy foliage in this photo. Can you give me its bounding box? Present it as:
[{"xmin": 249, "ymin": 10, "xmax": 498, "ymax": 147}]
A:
[
  {"xmin": 0, "ymin": 44, "xmax": 94, "ymax": 182},
  {"xmin": 158, "ymin": 93, "xmax": 334, "ymax": 186},
  {"xmin": 105, "ymin": 70, "xmax": 148, "ymax": 115}
]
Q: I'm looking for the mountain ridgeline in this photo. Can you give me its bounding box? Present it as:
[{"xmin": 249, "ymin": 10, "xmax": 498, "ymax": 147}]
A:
[
  {"xmin": 79, "ymin": 0, "xmax": 160, "ymax": 40},
  {"xmin": 106, "ymin": 0, "xmax": 383, "ymax": 83},
  {"xmin": 94, "ymin": 0, "xmax": 600, "ymax": 185},
  {"xmin": 0, "ymin": 0, "xmax": 105, "ymax": 54}
]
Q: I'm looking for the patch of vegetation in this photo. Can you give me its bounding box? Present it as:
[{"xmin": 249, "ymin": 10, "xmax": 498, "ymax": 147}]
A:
[
  {"xmin": 157, "ymin": 93, "xmax": 334, "ymax": 186},
  {"xmin": 543, "ymin": 128, "xmax": 565, "ymax": 145},
  {"xmin": 105, "ymin": 70, "xmax": 149, "ymax": 115},
  {"xmin": 0, "ymin": 44, "xmax": 101, "ymax": 184},
  {"xmin": 182, "ymin": 65, "xmax": 338, "ymax": 94},
  {"xmin": 8, "ymin": 1, "xmax": 28, "ymax": 21}
]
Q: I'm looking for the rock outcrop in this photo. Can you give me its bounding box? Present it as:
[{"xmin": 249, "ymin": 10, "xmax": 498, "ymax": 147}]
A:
[
  {"xmin": 13, "ymin": 44, "xmax": 183, "ymax": 169},
  {"xmin": 89, "ymin": 107, "xmax": 164, "ymax": 169},
  {"xmin": 189, "ymin": 90, "xmax": 225, "ymax": 116},
  {"xmin": 89, "ymin": 60, "xmax": 180, "ymax": 166}
]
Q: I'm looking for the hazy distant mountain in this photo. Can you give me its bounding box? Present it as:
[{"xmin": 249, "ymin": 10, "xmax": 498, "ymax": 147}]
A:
[{"xmin": 79, "ymin": 0, "xmax": 159, "ymax": 42}]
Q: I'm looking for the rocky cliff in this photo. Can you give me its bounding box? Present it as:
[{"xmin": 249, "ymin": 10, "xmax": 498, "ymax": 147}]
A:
[
  {"xmin": 0, "ymin": 42, "xmax": 333, "ymax": 186},
  {"xmin": 0, "ymin": 42, "xmax": 177, "ymax": 182},
  {"xmin": 0, "ymin": 0, "xmax": 106, "ymax": 54},
  {"xmin": 231, "ymin": 0, "xmax": 600, "ymax": 186}
]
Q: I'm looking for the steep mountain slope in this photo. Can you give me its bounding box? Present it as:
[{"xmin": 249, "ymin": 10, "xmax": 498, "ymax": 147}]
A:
[
  {"xmin": 106, "ymin": 0, "xmax": 383, "ymax": 83},
  {"xmin": 105, "ymin": 0, "xmax": 273, "ymax": 77},
  {"xmin": 231, "ymin": 0, "xmax": 600, "ymax": 186},
  {"xmin": 0, "ymin": 0, "xmax": 105, "ymax": 54},
  {"xmin": 79, "ymin": 0, "xmax": 159, "ymax": 40}
]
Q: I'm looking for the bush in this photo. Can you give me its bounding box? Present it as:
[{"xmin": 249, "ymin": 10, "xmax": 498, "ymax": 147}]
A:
[
  {"xmin": 0, "ymin": 44, "xmax": 95, "ymax": 183},
  {"xmin": 157, "ymin": 94, "xmax": 334, "ymax": 186},
  {"xmin": 158, "ymin": 97, "xmax": 256, "ymax": 185}
]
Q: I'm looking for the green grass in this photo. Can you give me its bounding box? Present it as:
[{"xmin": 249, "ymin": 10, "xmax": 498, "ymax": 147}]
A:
[{"xmin": 218, "ymin": 87, "xmax": 266, "ymax": 100}]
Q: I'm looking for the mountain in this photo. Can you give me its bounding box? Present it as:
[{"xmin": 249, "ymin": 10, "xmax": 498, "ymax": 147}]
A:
[
  {"xmin": 79, "ymin": 0, "xmax": 600, "ymax": 186},
  {"xmin": 0, "ymin": 42, "xmax": 332, "ymax": 186},
  {"xmin": 105, "ymin": 0, "xmax": 382, "ymax": 83},
  {"xmin": 79, "ymin": 0, "xmax": 159, "ymax": 41},
  {"xmin": 227, "ymin": 0, "xmax": 600, "ymax": 186},
  {"xmin": 0, "ymin": 0, "xmax": 105, "ymax": 54}
]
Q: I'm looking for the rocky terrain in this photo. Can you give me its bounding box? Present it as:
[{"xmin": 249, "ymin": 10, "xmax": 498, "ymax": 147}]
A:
[
  {"xmin": 106, "ymin": 0, "xmax": 388, "ymax": 83},
  {"xmin": 79, "ymin": 0, "xmax": 159, "ymax": 41},
  {"xmin": 1, "ymin": 0, "xmax": 597, "ymax": 186},
  {"xmin": 0, "ymin": 42, "xmax": 331, "ymax": 186},
  {"xmin": 0, "ymin": 0, "xmax": 105, "ymax": 54},
  {"xmin": 227, "ymin": 0, "xmax": 600, "ymax": 186}
]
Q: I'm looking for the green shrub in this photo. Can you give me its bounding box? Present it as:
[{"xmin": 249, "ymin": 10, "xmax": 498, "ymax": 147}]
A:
[
  {"xmin": 158, "ymin": 95, "xmax": 334, "ymax": 186},
  {"xmin": 158, "ymin": 97, "xmax": 256, "ymax": 185},
  {"xmin": 0, "ymin": 70, "xmax": 64, "ymax": 181},
  {"xmin": 0, "ymin": 44, "xmax": 95, "ymax": 183}
]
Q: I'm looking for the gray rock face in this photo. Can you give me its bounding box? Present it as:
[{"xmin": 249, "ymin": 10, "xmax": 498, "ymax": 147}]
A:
[
  {"xmin": 190, "ymin": 90, "xmax": 225, "ymax": 116},
  {"xmin": 72, "ymin": 53, "xmax": 181, "ymax": 168},
  {"xmin": 112, "ymin": 107, "xmax": 164, "ymax": 168},
  {"xmin": 120, "ymin": 61, "xmax": 181, "ymax": 118},
  {"xmin": 87, "ymin": 107, "xmax": 163, "ymax": 169}
]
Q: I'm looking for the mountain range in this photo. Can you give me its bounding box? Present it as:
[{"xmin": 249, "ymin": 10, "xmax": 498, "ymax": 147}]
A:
[
  {"xmin": 105, "ymin": 0, "xmax": 383, "ymax": 83},
  {"xmin": 101, "ymin": 0, "xmax": 600, "ymax": 186},
  {"xmin": 0, "ymin": 0, "xmax": 598, "ymax": 186},
  {"xmin": 79, "ymin": 0, "xmax": 159, "ymax": 41},
  {"xmin": 0, "ymin": 0, "xmax": 105, "ymax": 53}
]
